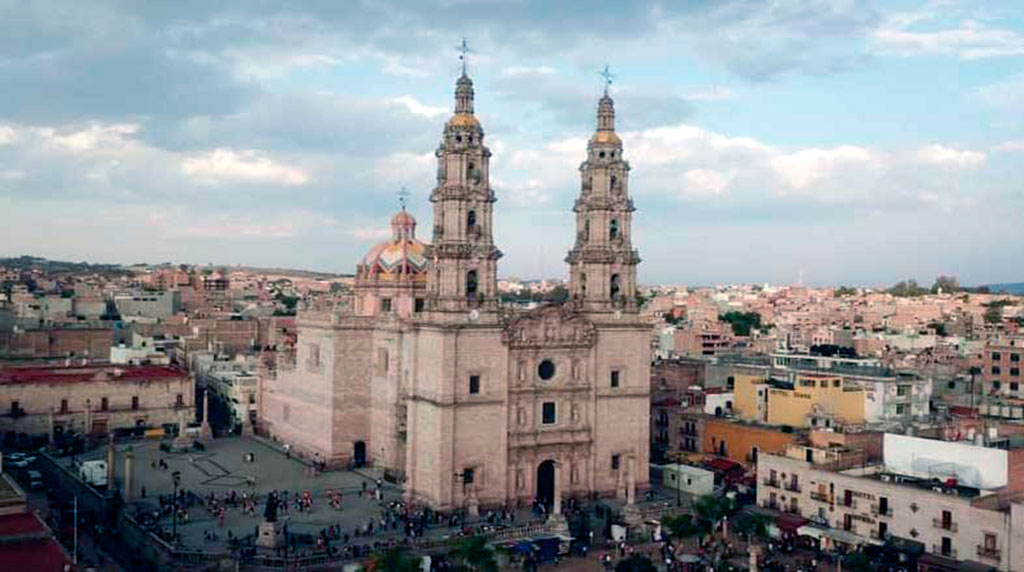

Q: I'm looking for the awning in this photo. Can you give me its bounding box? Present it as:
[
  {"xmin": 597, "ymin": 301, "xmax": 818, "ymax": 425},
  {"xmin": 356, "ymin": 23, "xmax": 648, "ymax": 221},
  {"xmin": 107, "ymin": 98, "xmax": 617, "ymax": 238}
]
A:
[
  {"xmin": 706, "ymin": 458, "xmax": 742, "ymax": 472},
  {"xmin": 796, "ymin": 524, "xmax": 877, "ymax": 546},
  {"xmin": 775, "ymin": 514, "xmax": 809, "ymax": 534}
]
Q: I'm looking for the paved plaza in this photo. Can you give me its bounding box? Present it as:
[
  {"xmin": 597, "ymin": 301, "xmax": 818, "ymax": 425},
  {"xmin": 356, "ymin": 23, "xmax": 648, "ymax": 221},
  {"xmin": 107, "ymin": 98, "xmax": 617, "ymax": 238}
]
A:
[{"xmin": 67, "ymin": 436, "xmax": 411, "ymax": 551}]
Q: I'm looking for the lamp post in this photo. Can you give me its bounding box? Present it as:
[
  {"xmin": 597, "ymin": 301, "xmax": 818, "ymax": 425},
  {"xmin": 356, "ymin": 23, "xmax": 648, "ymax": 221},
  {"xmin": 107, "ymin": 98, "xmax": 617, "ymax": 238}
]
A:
[{"xmin": 171, "ymin": 470, "xmax": 181, "ymax": 542}]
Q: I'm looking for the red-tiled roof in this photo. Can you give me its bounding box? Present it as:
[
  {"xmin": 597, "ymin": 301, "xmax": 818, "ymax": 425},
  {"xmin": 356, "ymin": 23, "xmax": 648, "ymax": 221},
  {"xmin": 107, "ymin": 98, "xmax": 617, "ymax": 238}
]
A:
[
  {"xmin": 706, "ymin": 458, "xmax": 743, "ymax": 472},
  {"xmin": 0, "ymin": 512, "xmax": 45, "ymax": 537},
  {"xmin": 0, "ymin": 364, "xmax": 186, "ymax": 385},
  {"xmin": 0, "ymin": 538, "xmax": 71, "ymax": 571}
]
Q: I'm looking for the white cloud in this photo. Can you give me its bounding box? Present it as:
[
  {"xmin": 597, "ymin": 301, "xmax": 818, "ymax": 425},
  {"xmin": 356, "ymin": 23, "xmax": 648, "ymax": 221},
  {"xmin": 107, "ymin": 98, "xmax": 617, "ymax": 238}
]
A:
[
  {"xmin": 683, "ymin": 169, "xmax": 731, "ymax": 195},
  {"xmin": 182, "ymin": 149, "xmax": 309, "ymax": 186},
  {"xmin": 995, "ymin": 141, "xmax": 1024, "ymax": 153},
  {"xmin": 349, "ymin": 227, "xmax": 391, "ymax": 241},
  {"xmin": 916, "ymin": 144, "xmax": 985, "ymax": 168},
  {"xmin": 0, "ymin": 125, "xmax": 15, "ymax": 144},
  {"xmin": 872, "ymin": 17, "xmax": 1024, "ymax": 59},
  {"xmin": 500, "ymin": 66, "xmax": 556, "ymax": 77},
  {"xmin": 684, "ymin": 86, "xmax": 736, "ymax": 101},
  {"xmin": 974, "ymin": 74, "xmax": 1024, "ymax": 111},
  {"xmin": 771, "ymin": 146, "xmax": 876, "ymax": 189},
  {"xmin": 36, "ymin": 123, "xmax": 140, "ymax": 153},
  {"xmin": 390, "ymin": 96, "xmax": 448, "ymax": 118}
]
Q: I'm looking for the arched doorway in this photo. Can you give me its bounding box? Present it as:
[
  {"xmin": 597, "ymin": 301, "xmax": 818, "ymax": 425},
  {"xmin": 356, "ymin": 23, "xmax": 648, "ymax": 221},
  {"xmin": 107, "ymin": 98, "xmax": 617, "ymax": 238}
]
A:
[
  {"xmin": 536, "ymin": 460, "xmax": 555, "ymax": 508},
  {"xmin": 353, "ymin": 441, "xmax": 366, "ymax": 467}
]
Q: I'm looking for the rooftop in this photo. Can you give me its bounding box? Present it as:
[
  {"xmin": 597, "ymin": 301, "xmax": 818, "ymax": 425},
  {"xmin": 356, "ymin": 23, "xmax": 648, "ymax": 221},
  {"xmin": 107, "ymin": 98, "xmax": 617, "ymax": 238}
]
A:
[{"xmin": 0, "ymin": 364, "xmax": 186, "ymax": 385}]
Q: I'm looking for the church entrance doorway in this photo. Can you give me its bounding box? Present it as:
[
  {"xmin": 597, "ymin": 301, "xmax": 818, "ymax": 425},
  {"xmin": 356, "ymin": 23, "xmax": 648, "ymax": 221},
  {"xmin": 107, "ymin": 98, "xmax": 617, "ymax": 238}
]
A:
[
  {"xmin": 536, "ymin": 460, "xmax": 555, "ymax": 509},
  {"xmin": 353, "ymin": 441, "xmax": 366, "ymax": 467}
]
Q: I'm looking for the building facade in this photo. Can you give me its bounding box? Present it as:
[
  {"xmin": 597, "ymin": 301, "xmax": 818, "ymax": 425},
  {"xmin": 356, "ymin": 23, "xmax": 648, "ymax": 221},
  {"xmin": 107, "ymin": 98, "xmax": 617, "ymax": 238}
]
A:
[{"xmin": 260, "ymin": 74, "xmax": 652, "ymax": 510}]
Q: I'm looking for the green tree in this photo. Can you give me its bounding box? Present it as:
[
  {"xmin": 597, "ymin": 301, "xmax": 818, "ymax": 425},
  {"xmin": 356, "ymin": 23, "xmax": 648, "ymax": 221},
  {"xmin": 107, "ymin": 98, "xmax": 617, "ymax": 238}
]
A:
[
  {"xmin": 719, "ymin": 311, "xmax": 762, "ymax": 336},
  {"xmin": 931, "ymin": 275, "xmax": 959, "ymax": 294},
  {"xmin": 451, "ymin": 535, "xmax": 498, "ymax": 572},
  {"xmin": 372, "ymin": 548, "xmax": 420, "ymax": 572},
  {"xmin": 662, "ymin": 513, "xmax": 699, "ymax": 538},
  {"xmin": 733, "ymin": 512, "xmax": 770, "ymax": 540},
  {"xmin": 887, "ymin": 280, "xmax": 927, "ymax": 297},
  {"xmin": 834, "ymin": 286, "xmax": 857, "ymax": 297},
  {"xmin": 615, "ymin": 554, "xmax": 657, "ymax": 572}
]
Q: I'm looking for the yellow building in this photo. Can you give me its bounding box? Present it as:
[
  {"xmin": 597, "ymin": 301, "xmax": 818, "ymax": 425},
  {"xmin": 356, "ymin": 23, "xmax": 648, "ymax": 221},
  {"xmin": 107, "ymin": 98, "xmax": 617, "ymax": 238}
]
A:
[{"xmin": 733, "ymin": 371, "xmax": 867, "ymax": 428}]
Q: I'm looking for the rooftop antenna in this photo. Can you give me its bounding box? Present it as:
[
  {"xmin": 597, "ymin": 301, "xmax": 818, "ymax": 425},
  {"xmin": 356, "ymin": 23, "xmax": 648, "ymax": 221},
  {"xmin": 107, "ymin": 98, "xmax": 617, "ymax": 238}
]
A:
[
  {"xmin": 398, "ymin": 187, "xmax": 410, "ymax": 211},
  {"xmin": 599, "ymin": 64, "xmax": 614, "ymax": 96},
  {"xmin": 458, "ymin": 38, "xmax": 470, "ymax": 76}
]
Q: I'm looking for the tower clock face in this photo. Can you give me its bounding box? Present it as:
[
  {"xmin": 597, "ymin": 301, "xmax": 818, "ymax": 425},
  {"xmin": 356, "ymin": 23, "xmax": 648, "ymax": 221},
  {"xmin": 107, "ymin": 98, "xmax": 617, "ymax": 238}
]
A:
[
  {"xmin": 615, "ymin": 310, "xmax": 623, "ymax": 320},
  {"xmin": 469, "ymin": 309, "xmax": 480, "ymax": 321}
]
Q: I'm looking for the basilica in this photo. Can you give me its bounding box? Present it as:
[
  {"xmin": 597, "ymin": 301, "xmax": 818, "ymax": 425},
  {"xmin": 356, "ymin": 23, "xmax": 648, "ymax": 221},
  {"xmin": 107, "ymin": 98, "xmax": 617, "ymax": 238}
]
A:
[{"xmin": 260, "ymin": 70, "xmax": 651, "ymax": 511}]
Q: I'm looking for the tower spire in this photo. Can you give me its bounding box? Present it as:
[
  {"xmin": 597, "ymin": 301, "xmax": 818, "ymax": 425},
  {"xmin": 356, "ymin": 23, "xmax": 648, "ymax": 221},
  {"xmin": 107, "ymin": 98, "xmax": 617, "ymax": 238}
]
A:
[
  {"xmin": 458, "ymin": 38, "xmax": 470, "ymax": 77},
  {"xmin": 600, "ymin": 64, "xmax": 613, "ymax": 97},
  {"xmin": 398, "ymin": 187, "xmax": 409, "ymax": 211}
]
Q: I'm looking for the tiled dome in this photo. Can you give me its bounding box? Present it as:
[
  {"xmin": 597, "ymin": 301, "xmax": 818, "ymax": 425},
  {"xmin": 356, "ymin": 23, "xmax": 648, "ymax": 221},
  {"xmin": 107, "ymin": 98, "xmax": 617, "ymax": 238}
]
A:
[{"xmin": 360, "ymin": 209, "xmax": 428, "ymax": 280}]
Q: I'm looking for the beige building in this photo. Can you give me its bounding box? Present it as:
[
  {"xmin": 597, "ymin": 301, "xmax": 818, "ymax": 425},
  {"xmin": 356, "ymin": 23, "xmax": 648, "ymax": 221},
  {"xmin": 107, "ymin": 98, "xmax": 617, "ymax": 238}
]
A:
[
  {"xmin": 758, "ymin": 449, "xmax": 1014, "ymax": 569},
  {"xmin": 260, "ymin": 74, "xmax": 651, "ymax": 511},
  {"xmin": 0, "ymin": 364, "xmax": 193, "ymax": 438}
]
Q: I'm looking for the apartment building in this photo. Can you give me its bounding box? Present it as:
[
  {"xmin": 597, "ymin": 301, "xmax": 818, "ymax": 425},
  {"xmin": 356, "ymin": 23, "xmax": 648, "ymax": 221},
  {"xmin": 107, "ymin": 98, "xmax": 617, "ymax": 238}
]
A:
[
  {"xmin": 982, "ymin": 337, "xmax": 1024, "ymax": 397},
  {"xmin": 757, "ymin": 434, "xmax": 1024, "ymax": 570}
]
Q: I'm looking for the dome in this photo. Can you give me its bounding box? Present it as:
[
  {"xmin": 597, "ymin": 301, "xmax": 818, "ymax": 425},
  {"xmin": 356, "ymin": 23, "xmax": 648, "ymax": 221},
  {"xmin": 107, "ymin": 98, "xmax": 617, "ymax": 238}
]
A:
[
  {"xmin": 590, "ymin": 130, "xmax": 621, "ymax": 145},
  {"xmin": 447, "ymin": 113, "xmax": 480, "ymax": 128},
  {"xmin": 360, "ymin": 209, "xmax": 428, "ymax": 281}
]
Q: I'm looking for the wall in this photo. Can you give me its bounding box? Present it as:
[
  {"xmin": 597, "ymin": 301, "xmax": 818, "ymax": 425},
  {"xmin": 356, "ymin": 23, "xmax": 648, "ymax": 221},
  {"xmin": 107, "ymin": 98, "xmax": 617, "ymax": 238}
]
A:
[{"xmin": 702, "ymin": 417, "xmax": 798, "ymax": 465}]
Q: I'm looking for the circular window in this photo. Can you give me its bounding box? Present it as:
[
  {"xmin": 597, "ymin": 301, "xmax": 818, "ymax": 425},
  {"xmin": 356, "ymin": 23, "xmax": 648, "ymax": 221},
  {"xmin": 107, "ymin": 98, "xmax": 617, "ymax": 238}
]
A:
[
  {"xmin": 599, "ymin": 151, "xmax": 606, "ymax": 158},
  {"xmin": 456, "ymin": 135, "xmax": 463, "ymax": 143},
  {"xmin": 538, "ymin": 359, "xmax": 556, "ymax": 380}
]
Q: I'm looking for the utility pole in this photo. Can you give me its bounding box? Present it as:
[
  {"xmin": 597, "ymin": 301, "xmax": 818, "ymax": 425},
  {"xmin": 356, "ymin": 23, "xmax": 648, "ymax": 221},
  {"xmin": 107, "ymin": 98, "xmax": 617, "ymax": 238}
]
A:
[{"xmin": 73, "ymin": 496, "xmax": 78, "ymax": 565}]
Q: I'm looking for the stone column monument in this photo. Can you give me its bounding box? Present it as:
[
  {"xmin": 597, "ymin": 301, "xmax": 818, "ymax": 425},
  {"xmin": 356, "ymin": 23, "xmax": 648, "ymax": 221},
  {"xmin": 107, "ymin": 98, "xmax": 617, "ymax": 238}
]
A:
[
  {"xmin": 105, "ymin": 434, "xmax": 115, "ymax": 487},
  {"xmin": 124, "ymin": 448, "xmax": 135, "ymax": 502},
  {"xmin": 257, "ymin": 491, "xmax": 285, "ymax": 548},
  {"xmin": 172, "ymin": 409, "xmax": 191, "ymax": 452},
  {"xmin": 200, "ymin": 390, "xmax": 212, "ymax": 440}
]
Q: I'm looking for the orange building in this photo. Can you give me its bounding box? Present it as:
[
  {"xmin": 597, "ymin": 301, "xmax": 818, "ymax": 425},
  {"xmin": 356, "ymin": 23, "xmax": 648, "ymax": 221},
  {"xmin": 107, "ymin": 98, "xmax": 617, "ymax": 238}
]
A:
[{"xmin": 702, "ymin": 416, "xmax": 800, "ymax": 467}]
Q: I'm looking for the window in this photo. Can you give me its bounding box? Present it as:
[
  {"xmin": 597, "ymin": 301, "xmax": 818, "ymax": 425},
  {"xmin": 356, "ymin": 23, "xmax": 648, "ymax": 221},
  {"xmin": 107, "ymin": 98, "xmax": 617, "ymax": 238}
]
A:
[
  {"xmin": 1012, "ymin": 368, "xmax": 1020, "ymax": 377},
  {"xmin": 992, "ymin": 352, "xmax": 1002, "ymax": 361},
  {"xmin": 1011, "ymin": 382, "xmax": 1019, "ymax": 392},
  {"xmin": 10, "ymin": 401, "xmax": 19, "ymax": 414},
  {"xmin": 801, "ymin": 379, "xmax": 814, "ymax": 387},
  {"xmin": 466, "ymin": 270, "xmax": 478, "ymax": 300},
  {"xmin": 993, "ymin": 366, "xmax": 1001, "ymax": 375},
  {"xmin": 467, "ymin": 209, "xmax": 477, "ymax": 230},
  {"xmin": 542, "ymin": 402, "xmax": 556, "ymax": 424},
  {"xmin": 414, "ymin": 298, "xmax": 425, "ymax": 313},
  {"xmin": 610, "ymin": 370, "xmax": 620, "ymax": 388},
  {"xmin": 994, "ymin": 380, "xmax": 1002, "ymax": 389},
  {"xmin": 984, "ymin": 532, "xmax": 997, "ymax": 550},
  {"xmin": 60, "ymin": 399, "xmax": 68, "ymax": 414},
  {"xmin": 897, "ymin": 385, "xmax": 910, "ymax": 397},
  {"xmin": 469, "ymin": 375, "xmax": 480, "ymax": 395},
  {"xmin": 538, "ymin": 359, "xmax": 556, "ymax": 380},
  {"xmin": 609, "ymin": 219, "xmax": 619, "ymax": 240},
  {"xmin": 833, "ymin": 379, "xmax": 841, "ymax": 388},
  {"xmin": 941, "ymin": 536, "xmax": 952, "ymax": 557},
  {"xmin": 895, "ymin": 403, "xmax": 907, "ymax": 415},
  {"xmin": 462, "ymin": 468, "xmax": 475, "ymax": 485},
  {"xmin": 610, "ymin": 274, "xmax": 620, "ymax": 298},
  {"xmin": 1012, "ymin": 354, "xmax": 1020, "ymax": 363},
  {"xmin": 947, "ymin": 380, "xmax": 956, "ymax": 389},
  {"xmin": 611, "ymin": 454, "xmax": 621, "ymax": 471},
  {"xmin": 131, "ymin": 396, "xmax": 139, "ymax": 410},
  {"xmin": 100, "ymin": 397, "xmax": 108, "ymax": 411},
  {"xmin": 176, "ymin": 394, "xmax": 184, "ymax": 407},
  {"xmin": 381, "ymin": 298, "xmax": 392, "ymax": 313}
]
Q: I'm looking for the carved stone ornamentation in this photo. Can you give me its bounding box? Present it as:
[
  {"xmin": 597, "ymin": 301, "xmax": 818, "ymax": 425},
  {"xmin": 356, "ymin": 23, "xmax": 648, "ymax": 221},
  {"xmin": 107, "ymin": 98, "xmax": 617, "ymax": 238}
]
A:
[{"xmin": 501, "ymin": 305, "xmax": 597, "ymax": 349}]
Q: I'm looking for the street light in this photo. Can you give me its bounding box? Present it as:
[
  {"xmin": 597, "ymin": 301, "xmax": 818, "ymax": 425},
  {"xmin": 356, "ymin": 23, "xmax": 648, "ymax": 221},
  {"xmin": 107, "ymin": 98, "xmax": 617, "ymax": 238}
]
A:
[{"xmin": 171, "ymin": 470, "xmax": 181, "ymax": 542}]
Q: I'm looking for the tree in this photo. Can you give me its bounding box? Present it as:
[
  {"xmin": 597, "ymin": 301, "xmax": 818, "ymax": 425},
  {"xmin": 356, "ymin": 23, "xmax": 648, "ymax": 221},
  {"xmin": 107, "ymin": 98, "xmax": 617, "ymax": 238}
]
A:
[
  {"xmin": 834, "ymin": 285, "xmax": 857, "ymax": 297},
  {"xmin": 733, "ymin": 512, "xmax": 770, "ymax": 540},
  {"xmin": 662, "ymin": 513, "xmax": 699, "ymax": 538},
  {"xmin": 615, "ymin": 554, "xmax": 657, "ymax": 572},
  {"xmin": 372, "ymin": 548, "xmax": 420, "ymax": 572},
  {"xmin": 887, "ymin": 280, "xmax": 927, "ymax": 297},
  {"xmin": 931, "ymin": 275, "xmax": 959, "ymax": 294},
  {"xmin": 451, "ymin": 535, "xmax": 498, "ymax": 572},
  {"xmin": 719, "ymin": 311, "xmax": 762, "ymax": 336}
]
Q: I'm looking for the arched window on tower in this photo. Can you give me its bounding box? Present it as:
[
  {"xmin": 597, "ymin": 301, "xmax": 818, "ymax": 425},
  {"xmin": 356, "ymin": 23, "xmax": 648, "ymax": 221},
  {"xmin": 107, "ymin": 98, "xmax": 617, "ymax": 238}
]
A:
[
  {"xmin": 609, "ymin": 219, "xmax": 620, "ymax": 240},
  {"xmin": 583, "ymin": 219, "xmax": 590, "ymax": 242},
  {"xmin": 466, "ymin": 270, "xmax": 478, "ymax": 301},
  {"xmin": 467, "ymin": 209, "xmax": 477, "ymax": 237},
  {"xmin": 610, "ymin": 274, "xmax": 621, "ymax": 299},
  {"xmin": 580, "ymin": 273, "xmax": 586, "ymax": 296},
  {"xmin": 610, "ymin": 175, "xmax": 618, "ymax": 193}
]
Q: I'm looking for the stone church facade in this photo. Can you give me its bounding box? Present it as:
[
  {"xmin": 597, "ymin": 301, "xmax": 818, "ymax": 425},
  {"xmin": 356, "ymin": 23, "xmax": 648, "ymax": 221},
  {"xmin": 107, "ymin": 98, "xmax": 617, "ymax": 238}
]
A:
[{"xmin": 260, "ymin": 72, "xmax": 650, "ymax": 510}]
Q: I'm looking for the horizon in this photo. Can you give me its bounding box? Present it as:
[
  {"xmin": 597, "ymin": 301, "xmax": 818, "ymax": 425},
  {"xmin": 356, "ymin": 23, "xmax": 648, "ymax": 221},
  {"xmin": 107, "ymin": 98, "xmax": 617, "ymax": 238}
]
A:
[{"xmin": 1, "ymin": 2, "xmax": 1023, "ymax": 285}]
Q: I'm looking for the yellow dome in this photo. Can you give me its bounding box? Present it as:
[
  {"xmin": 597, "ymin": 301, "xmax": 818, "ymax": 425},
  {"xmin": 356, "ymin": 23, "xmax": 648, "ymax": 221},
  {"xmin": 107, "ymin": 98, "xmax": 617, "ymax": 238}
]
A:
[
  {"xmin": 447, "ymin": 113, "xmax": 480, "ymax": 128},
  {"xmin": 591, "ymin": 130, "xmax": 621, "ymax": 144}
]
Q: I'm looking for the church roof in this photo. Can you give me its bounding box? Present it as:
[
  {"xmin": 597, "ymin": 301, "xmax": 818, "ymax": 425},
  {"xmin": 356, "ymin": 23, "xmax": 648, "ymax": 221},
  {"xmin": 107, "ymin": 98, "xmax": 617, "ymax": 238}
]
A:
[{"xmin": 359, "ymin": 208, "xmax": 429, "ymax": 281}]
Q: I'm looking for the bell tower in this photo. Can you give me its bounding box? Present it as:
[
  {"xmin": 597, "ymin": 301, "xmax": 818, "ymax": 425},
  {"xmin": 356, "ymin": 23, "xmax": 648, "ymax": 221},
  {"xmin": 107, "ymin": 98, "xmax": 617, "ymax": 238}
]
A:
[
  {"xmin": 425, "ymin": 70, "xmax": 502, "ymax": 317},
  {"xmin": 566, "ymin": 81, "xmax": 640, "ymax": 314}
]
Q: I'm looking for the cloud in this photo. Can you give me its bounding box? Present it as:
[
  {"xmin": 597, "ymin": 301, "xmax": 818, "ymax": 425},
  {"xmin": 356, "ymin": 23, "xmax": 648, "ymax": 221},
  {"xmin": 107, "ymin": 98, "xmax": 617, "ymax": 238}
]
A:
[
  {"xmin": 770, "ymin": 146, "xmax": 876, "ymax": 189},
  {"xmin": 390, "ymin": 96, "xmax": 448, "ymax": 119},
  {"xmin": 0, "ymin": 126, "xmax": 15, "ymax": 145},
  {"xmin": 915, "ymin": 144, "xmax": 985, "ymax": 168},
  {"xmin": 182, "ymin": 149, "xmax": 309, "ymax": 186},
  {"xmin": 684, "ymin": 86, "xmax": 736, "ymax": 101},
  {"xmin": 872, "ymin": 17, "xmax": 1024, "ymax": 59},
  {"xmin": 349, "ymin": 227, "xmax": 391, "ymax": 242},
  {"xmin": 500, "ymin": 66, "xmax": 556, "ymax": 77},
  {"xmin": 683, "ymin": 169, "xmax": 731, "ymax": 195},
  {"xmin": 974, "ymin": 74, "xmax": 1024, "ymax": 112},
  {"xmin": 995, "ymin": 141, "xmax": 1024, "ymax": 153}
]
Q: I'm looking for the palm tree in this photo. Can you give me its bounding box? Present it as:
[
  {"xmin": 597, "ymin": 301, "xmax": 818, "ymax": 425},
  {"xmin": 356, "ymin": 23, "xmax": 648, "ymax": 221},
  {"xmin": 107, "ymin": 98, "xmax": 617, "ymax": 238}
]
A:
[
  {"xmin": 372, "ymin": 547, "xmax": 420, "ymax": 572},
  {"xmin": 615, "ymin": 554, "xmax": 657, "ymax": 572},
  {"xmin": 451, "ymin": 535, "xmax": 498, "ymax": 572}
]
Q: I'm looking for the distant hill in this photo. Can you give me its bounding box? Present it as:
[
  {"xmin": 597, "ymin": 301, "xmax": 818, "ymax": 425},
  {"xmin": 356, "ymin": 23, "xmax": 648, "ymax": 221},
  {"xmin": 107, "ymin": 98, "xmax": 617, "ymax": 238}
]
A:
[
  {"xmin": 0, "ymin": 255, "xmax": 133, "ymax": 277},
  {"xmin": 983, "ymin": 283, "xmax": 1024, "ymax": 295}
]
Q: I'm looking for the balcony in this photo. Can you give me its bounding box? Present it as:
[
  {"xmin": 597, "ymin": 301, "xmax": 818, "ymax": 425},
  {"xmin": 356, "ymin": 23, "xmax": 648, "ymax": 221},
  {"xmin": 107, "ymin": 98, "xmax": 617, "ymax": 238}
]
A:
[
  {"xmin": 785, "ymin": 481, "xmax": 801, "ymax": 493},
  {"xmin": 655, "ymin": 418, "xmax": 669, "ymax": 428},
  {"xmin": 810, "ymin": 491, "xmax": 831, "ymax": 503},
  {"xmin": 840, "ymin": 498, "xmax": 858, "ymax": 509},
  {"xmin": 870, "ymin": 504, "xmax": 893, "ymax": 517},
  {"xmin": 977, "ymin": 545, "xmax": 1000, "ymax": 561},
  {"xmin": 932, "ymin": 545, "xmax": 957, "ymax": 560},
  {"xmin": 932, "ymin": 518, "xmax": 958, "ymax": 532},
  {"xmin": 762, "ymin": 478, "xmax": 780, "ymax": 489}
]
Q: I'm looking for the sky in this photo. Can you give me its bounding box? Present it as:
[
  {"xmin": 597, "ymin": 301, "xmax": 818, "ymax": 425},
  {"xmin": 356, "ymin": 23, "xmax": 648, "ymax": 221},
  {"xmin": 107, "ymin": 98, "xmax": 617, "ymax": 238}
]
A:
[{"xmin": 0, "ymin": 0, "xmax": 1022, "ymax": 287}]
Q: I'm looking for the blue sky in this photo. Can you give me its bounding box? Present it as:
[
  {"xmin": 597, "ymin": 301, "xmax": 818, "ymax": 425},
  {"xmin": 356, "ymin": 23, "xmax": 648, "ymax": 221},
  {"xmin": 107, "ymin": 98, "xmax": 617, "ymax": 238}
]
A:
[{"xmin": 0, "ymin": 0, "xmax": 1022, "ymax": 286}]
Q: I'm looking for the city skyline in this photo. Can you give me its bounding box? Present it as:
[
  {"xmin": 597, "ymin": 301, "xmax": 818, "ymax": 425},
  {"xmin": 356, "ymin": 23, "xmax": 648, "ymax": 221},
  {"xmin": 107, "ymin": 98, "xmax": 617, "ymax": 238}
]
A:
[{"xmin": 1, "ymin": 1, "xmax": 1023, "ymax": 285}]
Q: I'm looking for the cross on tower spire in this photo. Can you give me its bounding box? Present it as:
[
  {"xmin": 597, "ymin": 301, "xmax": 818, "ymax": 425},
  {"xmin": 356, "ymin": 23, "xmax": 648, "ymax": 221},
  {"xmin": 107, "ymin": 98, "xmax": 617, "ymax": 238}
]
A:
[
  {"xmin": 398, "ymin": 187, "xmax": 410, "ymax": 211},
  {"xmin": 600, "ymin": 65, "xmax": 614, "ymax": 96},
  {"xmin": 458, "ymin": 38, "xmax": 470, "ymax": 76}
]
